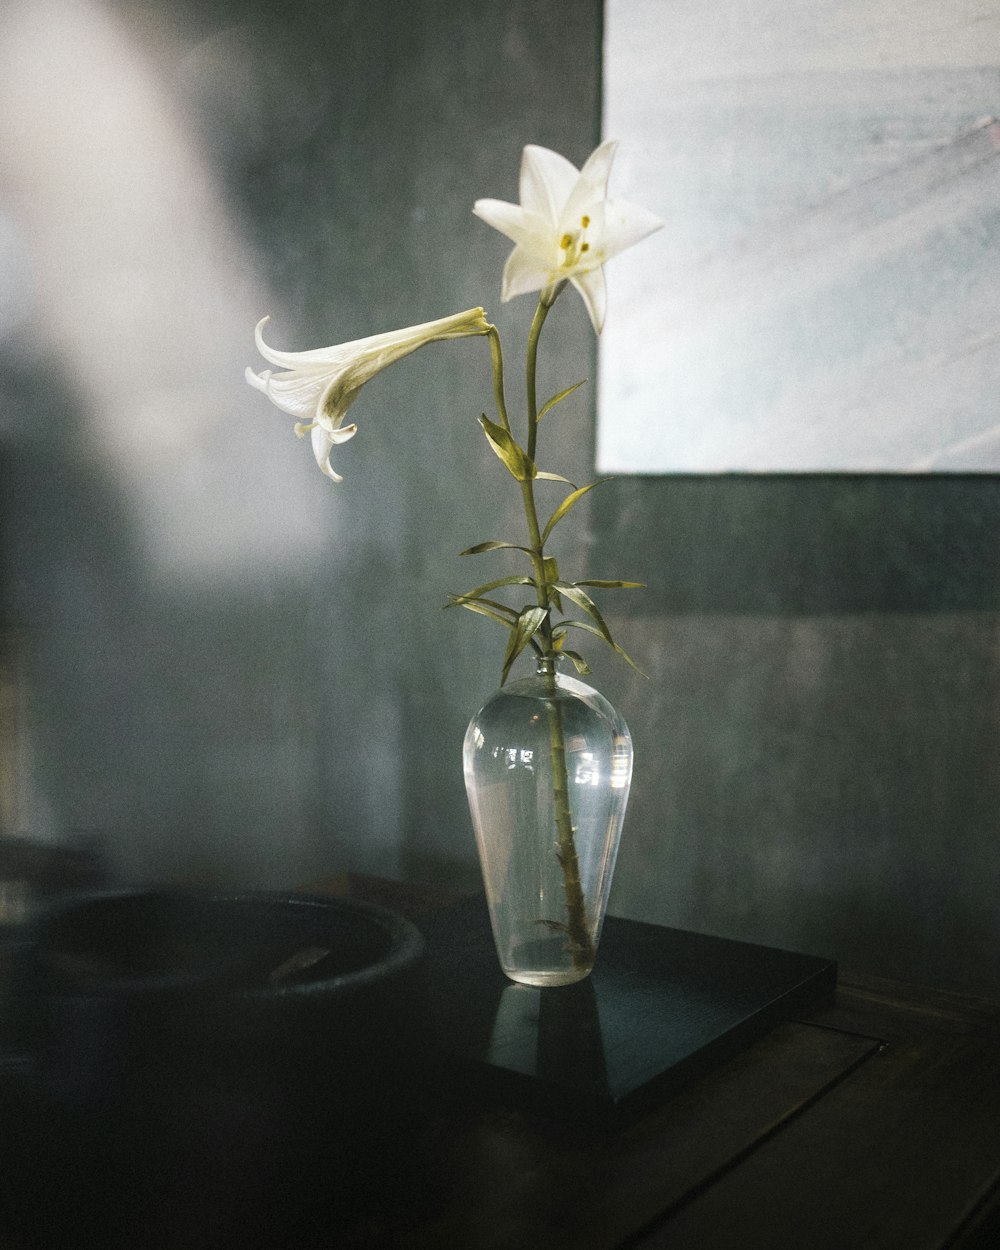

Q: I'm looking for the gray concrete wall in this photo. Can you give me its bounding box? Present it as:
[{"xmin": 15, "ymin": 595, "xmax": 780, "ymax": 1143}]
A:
[{"xmin": 1, "ymin": 0, "xmax": 997, "ymax": 997}]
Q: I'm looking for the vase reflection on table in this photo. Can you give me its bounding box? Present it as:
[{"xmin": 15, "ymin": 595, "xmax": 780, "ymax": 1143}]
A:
[{"xmin": 464, "ymin": 654, "xmax": 632, "ymax": 986}]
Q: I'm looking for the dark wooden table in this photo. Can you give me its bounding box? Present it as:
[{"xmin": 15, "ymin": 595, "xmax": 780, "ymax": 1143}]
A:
[
  {"xmin": 396, "ymin": 972, "xmax": 1000, "ymax": 1250},
  {"xmin": 334, "ymin": 876, "xmax": 1000, "ymax": 1250},
  {"xmin": 1, "ymin": 876, "xmax": 997, "ymax": 1249}
]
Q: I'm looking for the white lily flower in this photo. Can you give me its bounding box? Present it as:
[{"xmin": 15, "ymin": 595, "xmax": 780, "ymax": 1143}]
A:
[
  {"xmin": 246, "ymin": 307, "xmax": 490, "ymax": 480},
  {"xmin": 473, "ymin": 140, "xmax": 663, "ymax": 333}
]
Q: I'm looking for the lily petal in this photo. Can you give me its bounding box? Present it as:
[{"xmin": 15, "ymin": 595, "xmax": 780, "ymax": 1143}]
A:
[
  {"xmin": 570, "ymin": 267, "xmax": 607, "ymax": 334},
  {"xmin": 502, "ymin": 245, "xmax": 556, "ymax": 302},
  {"xmin": 473, "ymin": 203, "xmax": 557, "ymax": 267},
  {"xmin": 597, "ymin": 197, "xmax": 666, "ymax": 264},
  {"xmin": 472, "ymin": 198, "xmax": 527, "ymax": 244},
  {"xmin": 311, "ymin": 424, "xmax": 343, "ymax": 482},
  {"xmin": 256, "ymin": 367, "xmax": 331, "ymax": 420},
  {"xmin": 573, "ymin": 139, "xmax": 618, "ymax": 201},
  {"xmin": 519, "ymin": 144, "xmax": 580, "ymax": 223},
  {"xmin": 474, "ymin": 141, "xmax": 663, "ymax": 331},
  {"xmin": 254, "ymin": 317, "xmax": 349, "ymax": 371}
]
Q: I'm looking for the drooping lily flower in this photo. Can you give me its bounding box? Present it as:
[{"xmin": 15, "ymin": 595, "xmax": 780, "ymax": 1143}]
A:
[
  {"xmin": 246, "ymin": 307, "xmax": 491, "ymax": 480},
  {"xmin": 473, "ymin": 140, "xmax": 663, "ymax": 333}
]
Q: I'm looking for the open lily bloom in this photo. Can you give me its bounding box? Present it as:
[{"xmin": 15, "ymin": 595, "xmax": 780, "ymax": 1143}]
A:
[
  {"xmin": 473, "ymin": 140, "xmax": 663, "ymax": 333},
  {"xmin": 246, "ymin": 307, "xmax": 490, "ymax": 480}
]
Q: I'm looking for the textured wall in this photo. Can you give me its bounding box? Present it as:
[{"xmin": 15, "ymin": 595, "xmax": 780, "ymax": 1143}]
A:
[
  {"xmin": 0, "ymin": 0, "xmax": 603, "ymax": 888},
  {"xmin": 593, "ymin": 477, "xmax": 1000, "ymax": 996},
  {"xmin": 1, "ymin": 0, "xmax": 998, "ymax": 996}
]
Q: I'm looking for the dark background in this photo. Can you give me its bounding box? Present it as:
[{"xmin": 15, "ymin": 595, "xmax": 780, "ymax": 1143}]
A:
[{"xmin": 1, "ymin": 0, "xmax": 997, "ymax": 995}]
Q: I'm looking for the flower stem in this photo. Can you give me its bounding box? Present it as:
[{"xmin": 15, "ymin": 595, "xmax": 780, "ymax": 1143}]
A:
[
  {"xmin": 522, "ymin": 293, "xmax": 594, "ymax": 970},
  {"xmin": 525, "ymin": 299, "xmax": 550, "ymax": 462},
  {"xmin": 541, "ymin": 665, "xmax": 594, "ymax": 968}
]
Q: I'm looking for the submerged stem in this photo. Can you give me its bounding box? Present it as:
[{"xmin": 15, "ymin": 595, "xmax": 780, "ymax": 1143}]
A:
[{"xmin": 540, "ymin": 660, "xmax": 595, "ymax": 969}]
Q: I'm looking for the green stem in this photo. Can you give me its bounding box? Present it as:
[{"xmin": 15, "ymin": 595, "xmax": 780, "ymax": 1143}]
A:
[
  {"xmin": 525, "ymin": 299, "xmax": 551, "ymax": 462},
  {"xmin": 481, "ymin": 294, "xmax": 594, "ymax": 969},
  {"xmin": 522, "ymin": 292, "xmax": 594, "ymax": 970},
  {"xmin": 541, "ymin": 662, "xmax": 593, "ymax": 967}
]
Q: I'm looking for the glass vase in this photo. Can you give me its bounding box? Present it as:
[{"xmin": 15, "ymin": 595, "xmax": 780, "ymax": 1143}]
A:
[{"xmin": 463, "ymin": 655, "xmax": 633, "ymax": 987}]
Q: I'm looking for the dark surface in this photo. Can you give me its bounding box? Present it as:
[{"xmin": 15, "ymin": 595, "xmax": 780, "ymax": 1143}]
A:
[
  {"xmin": 0, "ymin": 877, "xmax": 998, "ymax": 1249},
  {"xmin": 421, "ymin": 894, "xmax": 837, "ymax": 1125},
  {"xmin": 0, "ymin": 889, "xmax": 429, "ymax": 1249}
]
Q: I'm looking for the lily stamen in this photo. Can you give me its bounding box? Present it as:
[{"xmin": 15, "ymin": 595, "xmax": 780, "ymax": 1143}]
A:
[{"xmin": 473, "ymin": 139, "xmax": 663, "ymax": 332}]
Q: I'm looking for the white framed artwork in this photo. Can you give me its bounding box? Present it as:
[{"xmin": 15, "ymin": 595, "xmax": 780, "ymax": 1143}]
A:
[{"xmin": 598, "ymin": 0, "xmax": 1000, "ymax": 473}]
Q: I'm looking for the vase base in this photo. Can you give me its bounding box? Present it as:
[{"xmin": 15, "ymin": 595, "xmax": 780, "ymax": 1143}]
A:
[
  {"xmin": 421, "ymin": 893, "xmax": 839, "ymax": 1129},
  {"xmin": 503, "ymin": 966, "xmax": 592, "ymax": 988}
]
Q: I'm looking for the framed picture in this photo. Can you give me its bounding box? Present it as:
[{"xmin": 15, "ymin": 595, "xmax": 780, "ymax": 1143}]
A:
[{"xmin": 598, "ymin": 0, "xmax": 1000, "ymax": 474}]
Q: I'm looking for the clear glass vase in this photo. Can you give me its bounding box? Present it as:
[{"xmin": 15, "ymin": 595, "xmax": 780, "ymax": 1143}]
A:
[{"xmin": 463, "ymin": 655, "xmax": 633, "ymax": 986}]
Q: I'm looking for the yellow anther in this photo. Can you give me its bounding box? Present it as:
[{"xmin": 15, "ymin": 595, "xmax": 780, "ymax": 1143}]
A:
[
  {"xmin": 581, "ymin": 242, "xmax": 590, "ymax": 253},
  {"xmin": 581, "ymin": 215, "xmax": 590, "ymax": 228},
  {"xmin": 560, "ymin": 233, "xmax": 573, "ymax": 250}
]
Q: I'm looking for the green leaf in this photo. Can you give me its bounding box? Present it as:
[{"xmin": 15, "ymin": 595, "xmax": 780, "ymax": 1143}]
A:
[
  {"xmin": 450, "ymin": 590, "xmax": 520, "ymax": 620},
  {"xmin": 459, "ymin": 540, "xmax": 534, "ymax": 557},
  {"xmin": 446, "ymin": 575, "xmax": 535, "ymax": 605},
  {"xmin": 541, "ymin": 479, "xmax": 609, "ymax": 545},
  {"xmin": 574, "ymin": 579, "xmax": 646, "ymax": 590},
  {"xmin": 451, "ymin": 600, "xmax": 516, "ymax": 630},
  {"xmin": 542, "ymin": 556, "xmax": 562, "ymax": 612},
  {"xmin": 559, "ymin": 648, "xmax": 592, "ymax": 676},
  {"xmin": 553, "ymin": 580, "xmax": 614, "ymax": 643},
  {"xmin": 501, "ymin": 606, "xmax": 549, "ymax": 685},
  {"xmin": 535, "ymin": 471, "xmax": 577, "ymax": 485},
  {"xmin": 479, "ymin": 415, "xmax": 536, "ymax": 482},
  {"xmin": 537, "ymin": 379, "xmax": 586, "ymax": 422},
  {"xmin": 553, "ymin": 619, "xmax": 645, "ymax": 676},
  {"xmin": 448, "ymin": 598, "xmax": 516, "ymax": 631}
]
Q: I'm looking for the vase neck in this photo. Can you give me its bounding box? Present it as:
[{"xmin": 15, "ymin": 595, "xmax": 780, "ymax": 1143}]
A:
[{"xmin": 535, "ymin": 653, "xmax": 558, "ymax": 678}]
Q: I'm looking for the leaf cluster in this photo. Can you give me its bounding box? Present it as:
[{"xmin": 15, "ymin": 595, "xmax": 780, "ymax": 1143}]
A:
[
  {"xmin": 448, "ymin": 468, "xmax": 644, "ymax": 683},
  {"xmin": 450, "ymin": 315, "xmax": 645, "ymax": 684}
]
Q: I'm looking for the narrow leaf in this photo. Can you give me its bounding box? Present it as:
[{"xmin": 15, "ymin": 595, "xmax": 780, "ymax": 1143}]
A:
[
  {"xmin": 459, "ymin": 540, "xmax": 534, "ymax": 556},
  {"xmin": 535, "ymin": 471, "xmax": 577, "ymax": 485},
  {"xmin": 559, "ymin": 649, "xmax": 592, "ymax": 676},
  {"xmin": 537, "ymin": 379, "xmax": 586, "ymax": 422},
  {"xmin": 574, "ymin": 579, "xmax": 646, "ymax": 590},
  {"xmin": 447, "ymin": 592, "xmax": 520, "ymax": 618},
  {"xmin": 450, "ymin": 599, "xmax": 516, "ymax": 631},
  {"xmin": 501, "ymin": 606, "xmax": 548, "ymax": 685},
  {"xmin": 555, "ymin": 619, "xmax": 645, "ymax": 675},
  {"xmin": 543, "ymin": 556, "xmax": 562, "ymax": 612},
  {"xmin": 447, "ymin": 575, "xmax": 535, "ymax": 605},
  {"xmin": 553, "ymin": 580, "xmax": 614, "ymax": 644},
  {"xmin": 479, "ymin": 415, "xmax": 536, "ymax": 481},
  {"xmin": 541, "ymin": 479, "xmax": 609, "ymax": 545}
]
